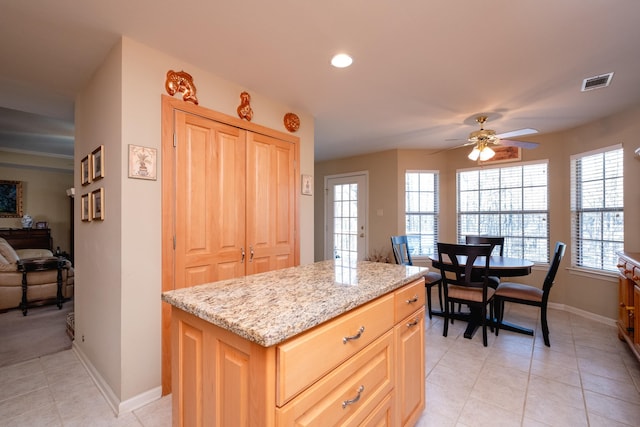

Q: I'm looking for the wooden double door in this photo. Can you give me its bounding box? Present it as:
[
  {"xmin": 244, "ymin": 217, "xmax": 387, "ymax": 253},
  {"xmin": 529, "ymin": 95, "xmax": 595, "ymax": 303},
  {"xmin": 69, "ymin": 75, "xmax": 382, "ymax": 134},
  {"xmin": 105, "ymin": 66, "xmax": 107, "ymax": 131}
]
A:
[{"xmin": 162, "ymin": 96, "xmax": 299, "ymax": 393}]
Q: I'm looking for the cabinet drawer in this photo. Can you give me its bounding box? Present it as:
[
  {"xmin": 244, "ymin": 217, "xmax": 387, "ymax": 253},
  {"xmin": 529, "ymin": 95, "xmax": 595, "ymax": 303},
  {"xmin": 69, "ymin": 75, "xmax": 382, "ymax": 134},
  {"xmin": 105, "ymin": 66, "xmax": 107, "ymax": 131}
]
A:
[
  {"xmin": 277, "ymin": 331, "xmax": 394, "ymax": 426},
  {"xmin": 394, "ymin": 278, "xmax": 425, "ymax": 323},
  {"xmin": 277, "ymin": 293, "xmax": 394, "ymax": 406}
]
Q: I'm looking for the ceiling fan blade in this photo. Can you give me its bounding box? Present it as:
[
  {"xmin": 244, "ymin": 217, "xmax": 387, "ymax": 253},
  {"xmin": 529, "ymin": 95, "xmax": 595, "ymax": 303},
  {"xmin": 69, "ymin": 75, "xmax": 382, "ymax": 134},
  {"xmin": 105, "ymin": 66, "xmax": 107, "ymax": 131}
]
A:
[
  {"xmin": 499, "ymin": 139, "xmax": 539, "ymax": 149},
  {"xmin": 496, "ymin": 128, "xmax": 538, "ymax": 139}
]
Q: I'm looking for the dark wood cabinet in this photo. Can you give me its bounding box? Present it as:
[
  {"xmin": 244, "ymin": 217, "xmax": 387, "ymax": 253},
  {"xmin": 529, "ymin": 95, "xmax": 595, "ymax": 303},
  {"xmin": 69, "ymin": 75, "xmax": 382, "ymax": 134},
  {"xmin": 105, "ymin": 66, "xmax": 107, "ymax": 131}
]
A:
[{"xmin": 0, "ymin": 228, "xmax": 52, "ymax": 251}]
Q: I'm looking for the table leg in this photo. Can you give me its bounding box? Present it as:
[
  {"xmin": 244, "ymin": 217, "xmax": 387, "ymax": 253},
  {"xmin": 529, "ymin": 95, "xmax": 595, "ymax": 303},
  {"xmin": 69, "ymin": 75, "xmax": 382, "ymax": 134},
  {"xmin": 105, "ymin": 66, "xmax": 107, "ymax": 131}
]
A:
[
  {"xmin": 20, "ymin": 271, "xmax": 28, "ymax": 316},
  {"xmin": 56, "ymin": 260, "xmax": 64, "ymax": 309}
]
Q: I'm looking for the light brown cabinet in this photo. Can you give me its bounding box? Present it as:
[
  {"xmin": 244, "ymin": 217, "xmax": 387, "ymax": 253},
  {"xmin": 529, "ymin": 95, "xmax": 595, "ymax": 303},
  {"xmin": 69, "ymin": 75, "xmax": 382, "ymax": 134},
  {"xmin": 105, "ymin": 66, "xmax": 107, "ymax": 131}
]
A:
[
  {"xmin": 173, "ymin": 110, "xmax": 297, "ymax": 286},
  {"xmin": 616, "ymin": 251, "xmax": 640, "ymax": 362},
  {"xmin": 170, "ymin": 276, "xmax": 426, "ymax": 427}
]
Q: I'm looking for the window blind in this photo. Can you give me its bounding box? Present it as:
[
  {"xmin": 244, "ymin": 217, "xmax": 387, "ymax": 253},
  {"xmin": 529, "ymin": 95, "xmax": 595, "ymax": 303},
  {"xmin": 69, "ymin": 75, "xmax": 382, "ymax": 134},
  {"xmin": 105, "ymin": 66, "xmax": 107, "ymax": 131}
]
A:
[
  {"xmin": 405, "ymin": 171, "xmax": 439, "ymax": 257},
  {"xmin": 570, "ymin": 145, "xmax": 623, "ymax": 272},
  {"xmin": 457, "ymin": 161, "xmax": 549, "ymax": 263}
]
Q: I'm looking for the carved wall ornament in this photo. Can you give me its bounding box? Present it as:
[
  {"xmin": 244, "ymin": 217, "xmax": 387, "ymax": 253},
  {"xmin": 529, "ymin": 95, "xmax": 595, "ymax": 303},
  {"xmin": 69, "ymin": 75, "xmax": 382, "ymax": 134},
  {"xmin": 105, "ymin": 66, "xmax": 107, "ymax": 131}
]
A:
[
  {"xmin": 237, "ymin": 91, "xmax": 253, "ymax": 121},
  {"xmin": 165, "ymin": 70, "xmax": 198, "ymax": 105},
  {"xmin": 283, "ymin": 113, "xmax": 300, "ymax": 133}
]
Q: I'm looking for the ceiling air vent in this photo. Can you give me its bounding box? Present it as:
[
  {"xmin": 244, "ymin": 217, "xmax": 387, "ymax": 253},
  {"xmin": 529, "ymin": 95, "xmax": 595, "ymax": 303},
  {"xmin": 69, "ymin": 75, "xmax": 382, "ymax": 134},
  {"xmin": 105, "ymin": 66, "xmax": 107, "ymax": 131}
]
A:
[{"xmin": 581, "ymin": 72, "xmax": 614, "ymax": 92}]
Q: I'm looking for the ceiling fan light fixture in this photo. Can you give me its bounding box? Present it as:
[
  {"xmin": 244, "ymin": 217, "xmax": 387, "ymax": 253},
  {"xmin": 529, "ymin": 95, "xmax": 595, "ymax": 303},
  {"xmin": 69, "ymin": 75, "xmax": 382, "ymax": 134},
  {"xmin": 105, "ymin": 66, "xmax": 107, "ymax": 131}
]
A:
[
  {"xmin": 479, "ymin": 146, "xmax": 495, "ymax": 161},
  {"xmin": 468, "ymin": 146, "xmax": 481, "ymax": 161}
]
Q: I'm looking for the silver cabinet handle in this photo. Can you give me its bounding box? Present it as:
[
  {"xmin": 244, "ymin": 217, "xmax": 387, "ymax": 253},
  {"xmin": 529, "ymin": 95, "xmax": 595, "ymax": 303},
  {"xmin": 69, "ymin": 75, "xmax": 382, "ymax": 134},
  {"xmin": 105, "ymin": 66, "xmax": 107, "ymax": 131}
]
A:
[
  {"xmin": 342, "ymin": 385, "xmax": 365, "ymax": 409},
  {"xmin": 249, "ymin": 245, "xmax": 254, "ymax": 262},
  {"xmin": 407, "ymin": 318, "xmax": 419, "ymax": 328},
  {"xmin": 406, "ymin": 295, "xmax": 419, "ymax": 304},
  {"xmin": 241, "ymin": 247, "xmax": 245, "ymax": 263},
  {"xmin": 342, "ymin": 326, "xmax": 365, "ymax": 344}
]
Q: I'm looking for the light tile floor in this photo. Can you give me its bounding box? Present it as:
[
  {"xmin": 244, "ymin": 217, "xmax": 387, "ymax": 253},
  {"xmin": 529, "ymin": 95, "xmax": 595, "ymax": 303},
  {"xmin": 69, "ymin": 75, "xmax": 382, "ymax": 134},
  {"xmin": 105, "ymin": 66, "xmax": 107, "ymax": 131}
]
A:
[{"xmin": 1, "ymin": 301, "xmax": 639, "ymax": 426}]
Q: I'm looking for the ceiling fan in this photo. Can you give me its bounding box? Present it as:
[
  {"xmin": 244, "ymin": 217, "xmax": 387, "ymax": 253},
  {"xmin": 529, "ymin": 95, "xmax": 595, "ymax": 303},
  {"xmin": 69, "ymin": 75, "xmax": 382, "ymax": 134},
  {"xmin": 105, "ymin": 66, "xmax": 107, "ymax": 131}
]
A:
[{"xmin": 465, "ymin": 116, "xmax": 539, "ymax": 161}]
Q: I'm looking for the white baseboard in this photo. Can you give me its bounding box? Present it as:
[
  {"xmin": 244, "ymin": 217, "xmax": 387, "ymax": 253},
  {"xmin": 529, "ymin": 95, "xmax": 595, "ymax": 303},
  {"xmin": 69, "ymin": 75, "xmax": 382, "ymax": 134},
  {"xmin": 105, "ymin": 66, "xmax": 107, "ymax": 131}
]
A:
[
  {"xmin": 547, "ymin": 302, "xmax": 617, "ymax": 327},
  {"xmin": 72, "ymin": 343, "xmax": 162, "ymax": 416}
]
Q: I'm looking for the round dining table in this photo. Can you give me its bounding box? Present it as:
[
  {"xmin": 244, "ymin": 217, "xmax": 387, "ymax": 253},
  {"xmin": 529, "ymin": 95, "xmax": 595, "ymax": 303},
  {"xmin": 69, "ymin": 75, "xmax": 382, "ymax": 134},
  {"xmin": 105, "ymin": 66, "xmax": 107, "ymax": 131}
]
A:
[{"xmin": 429, "ymin": 255, "xmax": 535, "ymax": 339}]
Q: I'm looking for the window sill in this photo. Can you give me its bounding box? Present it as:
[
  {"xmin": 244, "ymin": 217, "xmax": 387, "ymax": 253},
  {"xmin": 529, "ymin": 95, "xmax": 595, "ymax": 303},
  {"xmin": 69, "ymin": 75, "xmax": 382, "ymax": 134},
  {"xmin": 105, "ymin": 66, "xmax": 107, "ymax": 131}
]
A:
[{"xmin": 566, "ymin": 266, "xmax": 618, "ymax": 282}]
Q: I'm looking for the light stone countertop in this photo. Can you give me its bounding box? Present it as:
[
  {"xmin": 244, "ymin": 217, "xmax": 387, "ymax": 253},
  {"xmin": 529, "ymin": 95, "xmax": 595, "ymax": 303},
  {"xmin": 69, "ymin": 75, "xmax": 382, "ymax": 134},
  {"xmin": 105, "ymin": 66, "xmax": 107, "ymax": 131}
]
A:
[{"xmin": 162, "ymin": 260, "xmax": 427, "ymax": 347}]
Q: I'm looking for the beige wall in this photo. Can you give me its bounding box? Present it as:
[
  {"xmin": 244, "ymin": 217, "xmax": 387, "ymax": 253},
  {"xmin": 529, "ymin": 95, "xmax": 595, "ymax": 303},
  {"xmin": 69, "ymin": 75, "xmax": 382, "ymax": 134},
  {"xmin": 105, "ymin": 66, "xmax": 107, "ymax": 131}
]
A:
[
  {"xmin": 314, "ymin": 104, "xmax": 640, "ymax": 321},
  {"xmin": 0, "ymin": 151, "xmax": 73, "ymax": 251},
  {"xmin": 74, "ymin": 36, "xmax": 315, "ymax": 412}
]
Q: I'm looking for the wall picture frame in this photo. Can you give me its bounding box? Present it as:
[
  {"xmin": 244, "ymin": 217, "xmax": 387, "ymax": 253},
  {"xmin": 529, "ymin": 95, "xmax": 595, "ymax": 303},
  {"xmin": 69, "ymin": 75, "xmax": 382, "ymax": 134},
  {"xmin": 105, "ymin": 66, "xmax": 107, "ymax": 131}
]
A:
[
  {"xmin": 81, "ymin": 193, "xmax": 91, "ymax": 222},
  {"xmin": 81, "ymin": 155, "xmax": 92, "ymax": 186},
  {"xmin": 0, "ymin": 180, "xmax": 23, "ymax": 218},
  {"xmin": 128, "ymin": 145, "xmax": 157, "ymax": 180},
  {"xmin": 91, "ymin": 188, "xmax": 105, "ymax": 221},
  {"xmin": 480, "ymin": 146, "xmax": 522, "ymax": 164},
  {"xmin": 301, "ymin": 174, "xmax": 313, "ymax": 196},
  {"xmin": 91, "ymin": 145, "xmax": 105, "ymax": 181}
]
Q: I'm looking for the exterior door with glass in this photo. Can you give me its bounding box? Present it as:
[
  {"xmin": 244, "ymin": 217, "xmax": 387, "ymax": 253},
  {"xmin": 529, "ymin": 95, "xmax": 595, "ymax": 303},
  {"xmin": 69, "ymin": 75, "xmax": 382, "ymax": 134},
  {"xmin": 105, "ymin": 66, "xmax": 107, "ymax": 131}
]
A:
[{"xmin": 324, "ymin": 172, "xmax": 368, "ymax": 262}]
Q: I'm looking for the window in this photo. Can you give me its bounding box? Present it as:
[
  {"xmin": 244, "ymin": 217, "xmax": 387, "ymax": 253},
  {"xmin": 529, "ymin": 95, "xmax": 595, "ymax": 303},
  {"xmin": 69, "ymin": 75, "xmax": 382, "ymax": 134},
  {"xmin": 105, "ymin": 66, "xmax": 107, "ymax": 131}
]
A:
[
  {"xmin": 405, "ymin": 171, "xmax": 439, "ymax": 258},
  {"xmin": 570, "ymin": 145, "xmax": 623, "ymax": 272},
  {"xmin": 457, "ymin": 162, "xmax": 549, "ymax": 263}
]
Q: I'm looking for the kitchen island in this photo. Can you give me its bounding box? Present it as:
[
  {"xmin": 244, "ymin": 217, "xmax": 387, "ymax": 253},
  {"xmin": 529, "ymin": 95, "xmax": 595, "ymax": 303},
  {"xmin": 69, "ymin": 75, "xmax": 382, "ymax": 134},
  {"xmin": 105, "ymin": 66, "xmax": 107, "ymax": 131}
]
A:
[{"xmin": 162, "ymin": 260, "xmax": 427, "ymax": 426}]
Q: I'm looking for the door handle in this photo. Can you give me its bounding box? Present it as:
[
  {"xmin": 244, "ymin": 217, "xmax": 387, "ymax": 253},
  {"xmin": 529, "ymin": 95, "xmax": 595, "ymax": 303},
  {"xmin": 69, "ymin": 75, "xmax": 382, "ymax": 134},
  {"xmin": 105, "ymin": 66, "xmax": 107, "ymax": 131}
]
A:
[
  {"xmin": 249, "ymin": 246, "xmax": 254, "ymax": 262},
  {"xmin": 241, "ymin": 247, "xmax": 245, "ymax": 263}
]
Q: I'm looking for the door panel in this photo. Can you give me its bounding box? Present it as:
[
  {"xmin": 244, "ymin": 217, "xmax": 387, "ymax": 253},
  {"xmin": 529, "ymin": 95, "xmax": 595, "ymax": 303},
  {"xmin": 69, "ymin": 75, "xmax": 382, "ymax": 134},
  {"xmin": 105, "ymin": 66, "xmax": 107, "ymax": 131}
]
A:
[
  {"xmin": 245, "ymin": 132, "xmax": 295, "ymax": 275},
  {"xmin": 175, "ymin": 112, "xmax": 246, "ymax": 289}
]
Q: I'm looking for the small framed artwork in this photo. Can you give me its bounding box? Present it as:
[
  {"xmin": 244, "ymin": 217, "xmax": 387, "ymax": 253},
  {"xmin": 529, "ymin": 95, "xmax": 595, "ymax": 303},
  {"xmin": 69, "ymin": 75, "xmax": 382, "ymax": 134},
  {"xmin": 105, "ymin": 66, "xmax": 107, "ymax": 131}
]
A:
[
  {"xmin": 81, "ymin": 193, "xmax": 91, "ymax": 222},
  {"xmin": 301, "ymin": 174, "xmax": 313, "ymax": 196},
  {"xmin": 91, "ymin": 188, "xmax": 105, "ymax": 221},
  {"xmin": 91, "ymin": 145, "xmax": 105, "ymax": 181},
  {"xmin": 81, "ymin": 155, "xmax": 92, "ymax": 186},
  {"xmin": 128, "ymin": 145, "xmax": 157, "ymax": 180},
  {"xmin": 480, "ymin": 146, "xmax": 522, "ymax": 164},
  {"xmin": 35, "ymin": 221, "xmax": 48, "ymax": 229},
  {"xmin": 0, "ymin": 180, "xmax": 23, "ymax": 218}
]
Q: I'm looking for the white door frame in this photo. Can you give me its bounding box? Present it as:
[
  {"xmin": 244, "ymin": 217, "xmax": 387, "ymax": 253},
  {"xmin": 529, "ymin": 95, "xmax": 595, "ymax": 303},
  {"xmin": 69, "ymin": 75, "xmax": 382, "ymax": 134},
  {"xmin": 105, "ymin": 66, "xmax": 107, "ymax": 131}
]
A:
[{"xmin": 324, "ymin": 171, "xmax": 369, "ymax": 261}]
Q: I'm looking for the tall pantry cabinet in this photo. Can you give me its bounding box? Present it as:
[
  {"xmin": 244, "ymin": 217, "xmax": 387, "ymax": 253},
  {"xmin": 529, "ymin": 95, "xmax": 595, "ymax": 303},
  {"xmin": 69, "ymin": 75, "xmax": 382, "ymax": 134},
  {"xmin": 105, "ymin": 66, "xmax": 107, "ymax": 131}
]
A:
[{"xmin": 161, "ymin": 95, "xmax": 300, "ymax": 393}]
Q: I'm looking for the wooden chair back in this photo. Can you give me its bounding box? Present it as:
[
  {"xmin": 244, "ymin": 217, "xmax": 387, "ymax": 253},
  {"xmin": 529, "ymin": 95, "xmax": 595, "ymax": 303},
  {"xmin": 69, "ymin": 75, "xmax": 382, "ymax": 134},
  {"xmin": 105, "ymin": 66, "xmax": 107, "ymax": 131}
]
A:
[
  {"xmin": 465, "ymin": 235, "xmax": 505, "ymax": 256},
  {"xmin": 390, "ymin": 235, "xmax": 413, "ymax": 266}
]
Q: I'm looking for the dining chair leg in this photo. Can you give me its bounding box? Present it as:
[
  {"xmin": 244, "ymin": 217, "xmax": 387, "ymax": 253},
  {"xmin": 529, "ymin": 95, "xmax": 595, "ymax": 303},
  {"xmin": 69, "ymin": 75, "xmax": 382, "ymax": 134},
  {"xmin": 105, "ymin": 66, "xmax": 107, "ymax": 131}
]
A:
[
  {"xmin": 481, "ymin": 305, "xmax": 488, "ymax": 347},
  {"xmin": 494, "ymin": 298, "xmax": 503, "ymax": 336},
  {"xmin": 443, "ymin": 300, "xmax": 449, "ymax": 338},
  {"xmin": 541, "ymin": 303, "xmax": 550, "ymax": 347},
  {"xmin": 426, "ymin": 285, "xmax": 433, "ymax": 319}
]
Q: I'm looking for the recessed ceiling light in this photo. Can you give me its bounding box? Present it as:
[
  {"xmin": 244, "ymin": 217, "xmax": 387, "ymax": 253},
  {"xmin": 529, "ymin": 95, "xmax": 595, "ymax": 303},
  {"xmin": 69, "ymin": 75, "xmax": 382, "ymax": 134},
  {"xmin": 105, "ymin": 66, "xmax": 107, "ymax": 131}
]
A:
[{"xmin": 331, "ymin": 53, "xmax": 353, "ymax": 68}]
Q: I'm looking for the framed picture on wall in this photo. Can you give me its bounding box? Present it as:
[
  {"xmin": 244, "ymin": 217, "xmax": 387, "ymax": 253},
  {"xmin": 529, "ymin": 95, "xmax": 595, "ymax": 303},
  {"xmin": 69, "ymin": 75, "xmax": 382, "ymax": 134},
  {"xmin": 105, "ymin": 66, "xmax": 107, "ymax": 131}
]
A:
[
  {"xmin": 81, "ymin": 193, "xmax": 91, "ymax": 222},
  {"xmin": 92, "ymin": 145, "xmax": 105, "ymax": 181},
  {"xmin": 91, "ymin": 188, "xmax": 105, "ymax": 221},
  {"xmin": 128, "ymin": 145, "xmax": 157, "ymax": 180},
  {"xmin": 81, "ymin": 155, "xmax": 92, "ymax": 186},
  {"xmin": 0, "ymin": 180, "xmax": 23, "ymax": 218}
]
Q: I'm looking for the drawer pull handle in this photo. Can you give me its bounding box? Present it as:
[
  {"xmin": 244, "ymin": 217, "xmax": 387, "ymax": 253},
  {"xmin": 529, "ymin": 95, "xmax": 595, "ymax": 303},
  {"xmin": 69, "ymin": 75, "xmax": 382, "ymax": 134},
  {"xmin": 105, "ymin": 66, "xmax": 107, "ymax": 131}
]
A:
[
  {"xmin": 406, "ymin": 295, "xmax": 419, "ymax": 304},
  {"xmin": 407, "ymin": 318, "xmax": 419, "ymax": 328},
  {"xmin": 342, "ymin": 385, "xmax": 365, "ymax": 409},
  {"xmin": 343, "ymin": 326, "xmax": 365, "ymax": 344}
]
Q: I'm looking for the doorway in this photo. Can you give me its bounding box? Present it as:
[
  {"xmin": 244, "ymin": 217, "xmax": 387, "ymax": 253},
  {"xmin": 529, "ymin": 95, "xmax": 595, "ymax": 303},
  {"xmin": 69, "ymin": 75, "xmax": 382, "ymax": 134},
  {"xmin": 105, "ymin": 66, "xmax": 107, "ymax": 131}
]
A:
[{"xmin": 324, "ymin": 172, "xmax": 368, "ymax": 262}]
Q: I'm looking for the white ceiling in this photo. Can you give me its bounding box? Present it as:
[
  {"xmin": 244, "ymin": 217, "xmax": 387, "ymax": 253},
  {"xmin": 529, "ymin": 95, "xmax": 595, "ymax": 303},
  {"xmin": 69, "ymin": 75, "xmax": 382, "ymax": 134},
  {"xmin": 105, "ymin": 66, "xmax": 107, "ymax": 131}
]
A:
[{"xmin": 1, "ymin": 1, "xmax": 639, "ymax": 161}]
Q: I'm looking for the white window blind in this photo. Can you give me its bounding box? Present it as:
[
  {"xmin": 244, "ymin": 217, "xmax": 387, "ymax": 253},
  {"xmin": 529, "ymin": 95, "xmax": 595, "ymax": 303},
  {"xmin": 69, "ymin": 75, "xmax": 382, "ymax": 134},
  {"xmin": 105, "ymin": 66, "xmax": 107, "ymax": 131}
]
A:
[
  {"xmin": 405, "ymin": 171, "xmax": 439, "ymax": 257},
  {"xmin": 457, "ymin": 161, "xmax": 549, "ymax": 263},
  {"xmin": 570, "ymin": 145, "xmax": 623, "ymax": 272}
]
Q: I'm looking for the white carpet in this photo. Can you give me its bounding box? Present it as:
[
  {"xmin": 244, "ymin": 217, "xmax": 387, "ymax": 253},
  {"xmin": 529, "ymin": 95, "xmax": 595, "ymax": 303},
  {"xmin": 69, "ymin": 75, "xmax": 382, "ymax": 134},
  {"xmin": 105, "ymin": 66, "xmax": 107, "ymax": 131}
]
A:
[{"xmin": 0, "ymin": 302, "xmax": 73, "ymax": 368}]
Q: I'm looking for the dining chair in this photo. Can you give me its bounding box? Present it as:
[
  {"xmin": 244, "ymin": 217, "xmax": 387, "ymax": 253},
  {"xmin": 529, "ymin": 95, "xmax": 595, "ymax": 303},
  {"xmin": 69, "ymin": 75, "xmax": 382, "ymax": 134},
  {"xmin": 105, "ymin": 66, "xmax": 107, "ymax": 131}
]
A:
[
  {"xmin": 390, "ymin": 235, "xmax": 443, "ymax": 318},
  {"xmin": 465, "ymin": 235, "xmax": 505, "ymax": 288},
  {"xmin": 437, "ymin": 242, "xmax": 495, "ymax": 346},
  {"xmin": 494, "ymin": 241, "xmax": 566, "ymax": 347}
]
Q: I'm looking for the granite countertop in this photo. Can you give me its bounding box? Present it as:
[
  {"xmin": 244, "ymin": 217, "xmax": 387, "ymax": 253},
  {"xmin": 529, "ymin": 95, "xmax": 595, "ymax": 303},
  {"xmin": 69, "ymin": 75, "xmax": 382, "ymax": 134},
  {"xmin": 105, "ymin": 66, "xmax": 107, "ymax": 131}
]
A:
[{"xmin": 162, "ymin": 260, "xmax": 427, "ymax": 347}]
